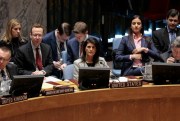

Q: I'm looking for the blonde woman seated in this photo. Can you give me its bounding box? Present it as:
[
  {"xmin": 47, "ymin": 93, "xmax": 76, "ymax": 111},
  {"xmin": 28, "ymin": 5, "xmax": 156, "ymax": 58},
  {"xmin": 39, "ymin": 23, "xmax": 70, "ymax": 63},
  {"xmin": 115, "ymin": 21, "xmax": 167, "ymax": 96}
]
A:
[{"xmin": 73, "ymin": 37, "xmax": 109, "ymax": 81}]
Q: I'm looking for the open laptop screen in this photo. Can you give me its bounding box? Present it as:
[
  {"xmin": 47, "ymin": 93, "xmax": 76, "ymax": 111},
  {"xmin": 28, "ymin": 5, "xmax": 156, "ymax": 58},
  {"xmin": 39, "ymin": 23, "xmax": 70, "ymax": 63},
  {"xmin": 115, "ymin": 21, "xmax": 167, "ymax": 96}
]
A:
[
  {"xmin": 152, "ymin": 62, "xmax": 180, "ymax": 84},
  {"xmin": 78, "ymin": 67, "xmax": 110, "ymax": 90},
  {"xmin": 9, "ymin": 75, "xmax": 44, "ymax": 98}
]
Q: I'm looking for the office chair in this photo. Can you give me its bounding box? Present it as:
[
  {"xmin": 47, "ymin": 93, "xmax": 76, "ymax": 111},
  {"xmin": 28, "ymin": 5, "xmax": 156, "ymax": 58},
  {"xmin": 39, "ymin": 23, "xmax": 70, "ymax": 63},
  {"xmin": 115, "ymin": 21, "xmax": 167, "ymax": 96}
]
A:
[
  {"xmin": 112, "ymin": 38, "xmax": 122, "ymax": 76},
  {"xmin": 63, "ymin": 64, "xmax": 74, "ymax": 80},
  {"xmin": 61, "ymin": 50, "xmax": 68, "ymax": 63}
]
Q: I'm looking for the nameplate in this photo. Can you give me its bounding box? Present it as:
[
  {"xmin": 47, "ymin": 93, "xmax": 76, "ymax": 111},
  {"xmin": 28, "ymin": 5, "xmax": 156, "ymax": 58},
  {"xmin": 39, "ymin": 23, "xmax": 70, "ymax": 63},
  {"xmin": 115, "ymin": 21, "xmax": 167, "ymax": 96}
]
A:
[
  {"xmin": 110, "ymin": 80, "xmax": 142, "ymax": 88},
  {"xmin": 41, "ymin": 87, "xmax": 74, "ymax": 96},
  {"xmin": 0, "ymin": 93, "xmax": 28, "ymax": 105}
]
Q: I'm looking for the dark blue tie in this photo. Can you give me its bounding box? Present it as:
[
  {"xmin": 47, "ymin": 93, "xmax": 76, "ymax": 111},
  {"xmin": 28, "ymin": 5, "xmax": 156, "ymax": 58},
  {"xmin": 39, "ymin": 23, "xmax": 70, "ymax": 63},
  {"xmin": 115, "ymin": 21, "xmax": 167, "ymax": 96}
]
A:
[
  {"xmin": 60, "ymin": 42, "xmax": 65, "ymax": 51},
  {"xmin": 170, "ymin": 31, "xmax": 176, "ymax": 43}
]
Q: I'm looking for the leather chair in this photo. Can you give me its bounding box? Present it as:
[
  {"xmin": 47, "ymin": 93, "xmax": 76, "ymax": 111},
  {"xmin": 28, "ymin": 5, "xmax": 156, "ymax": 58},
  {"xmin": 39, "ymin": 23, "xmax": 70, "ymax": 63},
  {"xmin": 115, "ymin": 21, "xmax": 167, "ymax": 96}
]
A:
[
  {"xmin": 61, "ymin": 51, "xmax": 68, "ymax": 63},
  {"xmin": 63, "ymin": 64, "xmax": 74, "ymax": 80}
]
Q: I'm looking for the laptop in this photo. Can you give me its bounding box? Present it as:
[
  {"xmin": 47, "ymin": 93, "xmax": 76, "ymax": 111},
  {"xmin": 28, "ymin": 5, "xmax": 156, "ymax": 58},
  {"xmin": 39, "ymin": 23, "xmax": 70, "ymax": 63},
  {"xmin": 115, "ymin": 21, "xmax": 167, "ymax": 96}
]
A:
[
  {"xmin": 152, "ymin": 62, "xmax": 180, "ymax": 84},
  {"xmin": 9, "ymin": 75, "xmax": 44, "ymax": 98},
  {"xmin": 78, "ymin": 67, "xmax": 110, "ymax": 90}
]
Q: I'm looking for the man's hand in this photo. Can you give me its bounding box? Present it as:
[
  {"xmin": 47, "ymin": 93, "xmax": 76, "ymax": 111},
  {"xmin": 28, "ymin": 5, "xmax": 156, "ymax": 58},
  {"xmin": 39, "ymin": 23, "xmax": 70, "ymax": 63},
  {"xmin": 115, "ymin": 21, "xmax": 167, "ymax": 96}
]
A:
[
  {"xmin": 31, "ymin": 70, "xmax": 45, "ymax": 75},
  {"xmin": 167, "ymin": 57, "xmax": 175, "ymax": 63},
  {"xmin": 53, "ymin": 61, "xmax": 62, "ymax": 69},
  {"xmin": 60, "ymin": 63, "xmax": 67, "ymax": 70}
]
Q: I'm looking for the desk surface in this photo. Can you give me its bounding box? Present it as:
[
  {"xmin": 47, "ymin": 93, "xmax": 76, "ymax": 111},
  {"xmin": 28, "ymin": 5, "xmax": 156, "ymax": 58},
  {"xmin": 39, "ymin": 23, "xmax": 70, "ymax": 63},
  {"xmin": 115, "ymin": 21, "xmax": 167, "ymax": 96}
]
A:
[{"xmin": 1, "ymin": 84, "xmax": 180, "ymax": 121}]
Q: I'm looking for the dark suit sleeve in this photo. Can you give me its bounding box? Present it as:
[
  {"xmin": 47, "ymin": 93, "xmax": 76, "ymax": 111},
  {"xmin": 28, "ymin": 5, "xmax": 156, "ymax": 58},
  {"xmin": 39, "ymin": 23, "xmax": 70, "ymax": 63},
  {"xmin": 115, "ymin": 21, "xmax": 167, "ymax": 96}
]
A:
[
  {"xmin": 6, "ymin": 63, "xmax": 18, "ymax": 80},
  {"xmin": 115, "ymin": 37, "xmax": 132, "ymax": 61},
  {"xmin": 152, "ymin": 31, "xmax": 161, "ymax": 51},
  {"xmin": 143, "ymin": 39, "xmax": 162, "ymax": 61},
  {"xmin": 42, "ymin": 45, "xmax": 54, "ymax": 76},
  {"xmin": 66, "ymin": 41, "xmax": 74, "ymax": 65},
  {"xmin": 14, "ymin": 49, "xmax": 34, "ymax": 75}
]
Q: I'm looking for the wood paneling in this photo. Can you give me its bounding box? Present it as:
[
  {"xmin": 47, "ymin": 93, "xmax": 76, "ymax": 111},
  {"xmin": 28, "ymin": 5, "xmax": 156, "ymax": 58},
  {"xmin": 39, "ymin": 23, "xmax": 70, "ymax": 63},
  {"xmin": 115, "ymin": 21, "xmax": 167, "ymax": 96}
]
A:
[{"xmin": 0, "ymin": 85, "xmax": 180, "ymax": 121}]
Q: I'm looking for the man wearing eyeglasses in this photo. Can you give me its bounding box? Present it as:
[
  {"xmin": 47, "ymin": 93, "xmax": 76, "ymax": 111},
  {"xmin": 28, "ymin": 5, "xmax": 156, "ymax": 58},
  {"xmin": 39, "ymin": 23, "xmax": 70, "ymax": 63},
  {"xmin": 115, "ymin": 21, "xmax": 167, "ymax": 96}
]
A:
[
  {"xmin": 14, "ymin": 23, "xmax": 53, "ymax": 76},
  {"xmin": 161, "ymin": 36, "xmax": 180, "ymax": 63},
  {"xmin": 0, "ymin": 44, "xmax": 18, "ymax": 81},
  {"xmin": 152, "ymin": 9, "xmax": 180, "ymax": 54}
]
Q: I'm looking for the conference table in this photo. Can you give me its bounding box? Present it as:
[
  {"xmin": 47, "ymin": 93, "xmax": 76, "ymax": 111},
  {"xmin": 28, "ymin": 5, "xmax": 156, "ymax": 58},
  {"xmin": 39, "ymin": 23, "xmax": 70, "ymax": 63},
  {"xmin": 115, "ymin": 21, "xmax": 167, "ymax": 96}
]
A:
[{"xmin": 0, "ymin": 81, "xmax": 180, "ymax": 121}]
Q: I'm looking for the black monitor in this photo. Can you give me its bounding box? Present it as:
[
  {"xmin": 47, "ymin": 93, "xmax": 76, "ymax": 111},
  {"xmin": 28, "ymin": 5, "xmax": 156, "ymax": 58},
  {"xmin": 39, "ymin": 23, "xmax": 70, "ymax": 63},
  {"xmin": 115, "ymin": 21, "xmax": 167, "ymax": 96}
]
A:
[
  {"xmin": 152, "ymin": 62, "xmax": 180, "ymax": 85},
  {"xmin": 9, "ymin": 75, "xmax": 44, "ymax": 98},
  {"xmin": 78, "ymin": 67, "xmax": 110, "ymax": 90}
]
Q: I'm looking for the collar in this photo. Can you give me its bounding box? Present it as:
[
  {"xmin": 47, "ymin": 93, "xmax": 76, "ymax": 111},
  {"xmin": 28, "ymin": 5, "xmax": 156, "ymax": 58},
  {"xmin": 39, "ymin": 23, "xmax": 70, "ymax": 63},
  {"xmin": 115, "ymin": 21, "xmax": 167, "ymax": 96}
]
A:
[
  {"xmin": 167, "ymin": 26, "xmax": 177, "ymax": 33},
  {"xmin": 133, "ymin": 33, "xmax": 142, "ymax": 41},
  {"xmin": 31, "ymin": 41, "xmax": 41, "ymax": 50}
]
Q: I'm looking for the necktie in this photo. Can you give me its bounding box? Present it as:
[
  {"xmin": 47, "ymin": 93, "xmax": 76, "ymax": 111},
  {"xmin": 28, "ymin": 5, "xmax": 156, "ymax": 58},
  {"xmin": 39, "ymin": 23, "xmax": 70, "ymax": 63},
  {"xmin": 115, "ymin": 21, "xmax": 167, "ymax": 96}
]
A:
[
  {"xmin": 36, "ymin": 48, "xmax": 43, "ymax": 70},
  {"xmin": 60, "ymin": 42, "xmax": 65, "ymax": 51},
  {"xmin": 170, "ymin": 31, "xmax": 176, "ymax": 44},
  {"xmin": 79, "ymin": 41, "xmax": 84, "ymax": 57}
]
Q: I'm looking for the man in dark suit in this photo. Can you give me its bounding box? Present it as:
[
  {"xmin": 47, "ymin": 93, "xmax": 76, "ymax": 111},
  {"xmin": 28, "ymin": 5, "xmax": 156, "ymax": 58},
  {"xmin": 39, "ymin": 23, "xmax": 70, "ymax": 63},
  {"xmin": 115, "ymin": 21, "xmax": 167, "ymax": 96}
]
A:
[
  {"xmin": 161, "ymin": 36, "xmax": 180, "ymax": 63},
  {"xmin": 0, "ymin": 44, "xmax": 18, "ymax": 80},
  {"xmin": 66, "ymin": 21, "xmax": 104, "ymax": 65},
  {"xmin": 42, "ymin": 22, "xmax": 72, "ymax": 78},
  {"xmin": 14, "ymin": 23, "xmax": 53, "ymax": 76},
  {"xmin": 152, "ymin": 9, "xmax": 180, "ymax": 54}
]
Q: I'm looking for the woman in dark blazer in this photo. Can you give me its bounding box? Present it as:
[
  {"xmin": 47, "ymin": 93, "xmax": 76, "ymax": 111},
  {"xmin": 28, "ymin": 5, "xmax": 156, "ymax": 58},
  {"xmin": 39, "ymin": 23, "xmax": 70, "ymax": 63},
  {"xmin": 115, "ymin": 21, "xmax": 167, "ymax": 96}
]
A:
[{"xmin": 115, "ymin": 15, "xmax": 161, "ymax": 76}]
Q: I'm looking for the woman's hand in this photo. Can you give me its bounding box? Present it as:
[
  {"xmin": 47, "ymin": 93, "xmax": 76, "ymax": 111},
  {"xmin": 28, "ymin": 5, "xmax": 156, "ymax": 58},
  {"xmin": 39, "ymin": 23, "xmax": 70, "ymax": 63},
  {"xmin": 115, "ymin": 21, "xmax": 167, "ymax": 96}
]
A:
[
  {"xmin": 132, "ymin": 47, "xmax": 149, "ymax": 54},
  {"xmin": 131, "ymin": 54, "xmax": 142, "ymax": 60}
]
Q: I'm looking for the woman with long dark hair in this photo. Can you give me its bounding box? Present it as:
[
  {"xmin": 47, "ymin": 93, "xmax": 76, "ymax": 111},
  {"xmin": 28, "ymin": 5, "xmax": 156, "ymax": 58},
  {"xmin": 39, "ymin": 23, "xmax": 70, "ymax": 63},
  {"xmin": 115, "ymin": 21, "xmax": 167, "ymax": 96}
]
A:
[{"xmin": 115, "ymin": 15, "xmax": 161, "ymax": 76}]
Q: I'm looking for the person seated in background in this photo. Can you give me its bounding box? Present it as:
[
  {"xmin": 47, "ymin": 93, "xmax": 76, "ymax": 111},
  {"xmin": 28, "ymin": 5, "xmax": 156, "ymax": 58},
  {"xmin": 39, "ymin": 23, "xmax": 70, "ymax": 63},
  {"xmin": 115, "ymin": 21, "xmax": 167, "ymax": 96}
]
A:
[
  {"xmin": 0, "ymin": 18, "xmax": 27, "ymax": 62},
  {"xmin": 14, "ymin": 23, "xmax": 53, "ymax": 76},
  {"xmin": 42, "ymin": 22, "xmax": 72, "ymax": 78},
  {"xmin": 115, "ymin": 15, "xmax": 161, "ymax": 76},
  {"xmin": 0, "ymin": 43, "xmax": 18, "ymax": 81},
  {"xmin": 66, "ymin": 21, "xmax": 104, "ymax": 66},
  {"xmin": 152, "ymin": 9, "xmax": 180, "ymax": 54},
  {"xmin": 73, "ymin": 37, "xmax": 109, "ymax": 80},
  {"xmin": 161, "ymin": 36, "xmax": 180, "ymax": 63}
]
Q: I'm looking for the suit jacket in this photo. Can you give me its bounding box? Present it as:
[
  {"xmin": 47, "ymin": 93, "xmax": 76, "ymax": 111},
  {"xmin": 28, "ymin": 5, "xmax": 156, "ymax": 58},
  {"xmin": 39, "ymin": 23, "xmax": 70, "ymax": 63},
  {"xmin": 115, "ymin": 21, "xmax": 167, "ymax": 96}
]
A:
[
  {"xmin": 43, "ymin": 30, "xmax": 68, "ymax": 61},
  {"xmin": 73, "ymin": 57, "xmax": 109, "ymax": 80},
  {"xmin": 160, "ymin": 50, "xmax": 180, "ymax": 63},
  {"xmin": 152, "ymin": 27, "xmax": 180, "ymax": 53},
  {"xmin": 115, "ymin": 35, "xmax": 161, "ymax": 76},
  {"xmin": 14, "ymin": 42, "xmax": 53, "ymax": 76},
  {"xmin": 6, "ymin": 62, "xmax": 18, "ymax": 80},
  {"xmin": 66, "ymin": 35, "xmax": 104, "ymax": 65}
]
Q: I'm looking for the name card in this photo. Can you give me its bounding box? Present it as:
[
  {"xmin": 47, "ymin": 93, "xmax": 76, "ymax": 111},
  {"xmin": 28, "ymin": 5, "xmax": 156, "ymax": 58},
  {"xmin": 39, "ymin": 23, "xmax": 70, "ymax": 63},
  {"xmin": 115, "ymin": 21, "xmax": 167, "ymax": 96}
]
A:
[
  {"xmin": 110, "ymin": 80, "xmax": 142, "ymax": 88},
  {"xmin": 0, "ymin": 93, "xmax": 28, "ymax": 105},
  {"xmin": 41, "ymin": 87, "xmax": 74, "ymax": 96}
]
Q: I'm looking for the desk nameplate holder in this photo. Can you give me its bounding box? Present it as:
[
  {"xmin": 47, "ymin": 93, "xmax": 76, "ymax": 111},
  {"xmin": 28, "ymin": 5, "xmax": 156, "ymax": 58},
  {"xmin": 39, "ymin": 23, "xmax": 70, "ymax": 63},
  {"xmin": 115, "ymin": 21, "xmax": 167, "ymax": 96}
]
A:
[
  {"xmin": 41, "ymin": 86, "xmax": 74, "ymax": 96},
  {"xmin": 0, "ymin": 93, "xmax": 28, "ymax": 105},
  {"xmin": 110, "ymin": 80, "xmax": 142, "ymax": 88}
]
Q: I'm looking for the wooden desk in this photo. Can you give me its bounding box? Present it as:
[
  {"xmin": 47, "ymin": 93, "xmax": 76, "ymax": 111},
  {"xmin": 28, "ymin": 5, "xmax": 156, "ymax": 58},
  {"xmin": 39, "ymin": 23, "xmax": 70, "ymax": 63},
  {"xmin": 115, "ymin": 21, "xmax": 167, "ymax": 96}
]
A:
[{"xmin": 0, "ymin": 85, "xmax": 180, "ymax": 121}]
